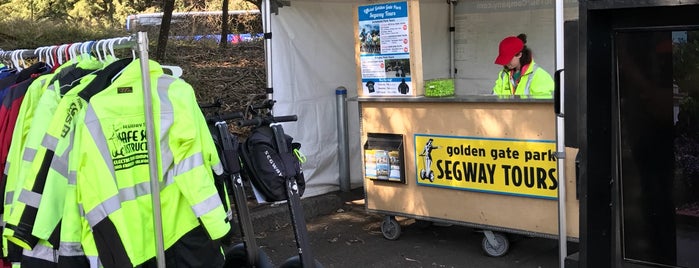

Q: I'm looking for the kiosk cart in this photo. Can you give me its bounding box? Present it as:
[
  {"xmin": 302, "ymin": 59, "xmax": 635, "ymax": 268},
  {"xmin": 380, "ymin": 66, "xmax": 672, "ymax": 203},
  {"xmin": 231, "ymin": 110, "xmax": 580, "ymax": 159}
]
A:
[
  {"xmin": 354, "ymin": 0, "xmax": 579, "ymax": 256},
  {"xmin": 359, "ymin": 96, "xmax": 579, "ymax": 256}
]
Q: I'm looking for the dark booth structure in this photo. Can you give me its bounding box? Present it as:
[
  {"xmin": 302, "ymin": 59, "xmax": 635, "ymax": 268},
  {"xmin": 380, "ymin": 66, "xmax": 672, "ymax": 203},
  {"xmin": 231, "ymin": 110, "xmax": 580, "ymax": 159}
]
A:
[{"xmin": 573, "ymin": 1, "xmax": 699, "ymax": 267}]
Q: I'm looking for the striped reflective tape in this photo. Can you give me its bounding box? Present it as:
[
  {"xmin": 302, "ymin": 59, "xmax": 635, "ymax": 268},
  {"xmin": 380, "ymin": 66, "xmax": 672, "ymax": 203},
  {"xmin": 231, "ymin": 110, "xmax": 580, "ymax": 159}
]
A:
[
  {"xmin": 524, "ymin": 65, "xmax": 539, "ymax": 96},
  {"xmin": 191, "ymin": 193, "xmax": 223, "ymax": 218},
  {"xmin": 22, "ymin": 243, "xmax": 57, "ymax": 263},
  {"xmin": 22, "ymin": 147, "xmax": 37, "ymax": 162},
  {"xmin": 18, "ymin": 189, "xmax": 42, "ymax": 208},
  {"xmin": 84, "ymin": 194, "xmax": 120, "ymax": 227},
  {"xmin": 58, "ymin": 242, "xmax": 85, "ymax": 257},
  {"xmin": 41, "ymin": 134, "xmax": 59, "ymax": 151},
  {"xmin": 117, "ymin": 181, "xmax": 151, "ymax": 202}
]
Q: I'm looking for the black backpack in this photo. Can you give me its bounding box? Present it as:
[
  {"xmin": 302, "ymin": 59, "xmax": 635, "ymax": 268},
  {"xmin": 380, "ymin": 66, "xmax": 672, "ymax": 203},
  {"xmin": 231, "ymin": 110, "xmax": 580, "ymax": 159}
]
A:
[{"xmin": 240, "ymin": 126, "xmax": 305, "ymax": 202}]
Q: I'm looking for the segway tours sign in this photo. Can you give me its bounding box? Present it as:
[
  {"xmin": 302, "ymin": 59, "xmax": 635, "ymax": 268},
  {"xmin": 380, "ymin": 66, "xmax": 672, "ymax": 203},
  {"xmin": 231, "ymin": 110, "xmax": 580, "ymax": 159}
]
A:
[{"xmin": 414, "ymin": 134, "xmax": 558, "ymax": 199}]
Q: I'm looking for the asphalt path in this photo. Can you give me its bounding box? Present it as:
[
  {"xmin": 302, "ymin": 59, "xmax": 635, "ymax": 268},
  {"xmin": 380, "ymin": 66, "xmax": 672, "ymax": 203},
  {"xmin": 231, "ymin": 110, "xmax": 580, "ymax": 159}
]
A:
[{"xmin": 253, "ymin": 199, "xmax": 562, "ymax": 268}]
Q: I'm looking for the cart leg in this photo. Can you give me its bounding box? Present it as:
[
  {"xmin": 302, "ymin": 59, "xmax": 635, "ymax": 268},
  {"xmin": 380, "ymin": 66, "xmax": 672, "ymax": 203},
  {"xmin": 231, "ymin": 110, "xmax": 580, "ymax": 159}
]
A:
[
  {"xmin": 380, "ymin": 216, "xmax": 402, "ymax": 240},
  {"xmin": 483, "ymin": 230, "xmax": 499, "ymax": 248}
]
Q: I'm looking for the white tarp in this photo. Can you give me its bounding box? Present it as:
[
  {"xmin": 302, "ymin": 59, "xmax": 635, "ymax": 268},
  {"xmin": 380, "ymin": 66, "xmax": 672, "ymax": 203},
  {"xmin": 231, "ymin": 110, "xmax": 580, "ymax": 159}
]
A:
[
  {"xmin": 270, "ymin": 0, "xmax": 559, "ymax": 197},
  {"xmin": 270, "ymin": 0, "xmax": 450, "ymax": 198}
]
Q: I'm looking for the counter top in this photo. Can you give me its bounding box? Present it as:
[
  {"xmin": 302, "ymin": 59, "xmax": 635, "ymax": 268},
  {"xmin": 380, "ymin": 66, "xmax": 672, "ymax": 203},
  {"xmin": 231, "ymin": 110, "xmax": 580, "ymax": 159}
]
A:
[{"xmin": 352, "ymin": 95, "xmax": 554, "ymax": 103}]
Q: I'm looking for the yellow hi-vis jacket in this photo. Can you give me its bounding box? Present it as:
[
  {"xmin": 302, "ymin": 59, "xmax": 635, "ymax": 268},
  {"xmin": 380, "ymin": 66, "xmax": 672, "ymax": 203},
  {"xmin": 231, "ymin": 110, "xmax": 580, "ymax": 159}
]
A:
[
  {"xmin": 73, "ymin": 59, "xmax": 229, "ymax": 267},
  {"xmin": 492, "ymin": 60, "xmax": 554, "ymax": 98}
]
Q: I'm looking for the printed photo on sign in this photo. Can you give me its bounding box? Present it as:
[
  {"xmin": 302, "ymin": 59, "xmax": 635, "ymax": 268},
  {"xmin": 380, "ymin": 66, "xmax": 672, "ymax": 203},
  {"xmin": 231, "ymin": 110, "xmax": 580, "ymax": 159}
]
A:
[{"xmin": 414, "ymin": 134, "xmax": 558, "ymax": 199}]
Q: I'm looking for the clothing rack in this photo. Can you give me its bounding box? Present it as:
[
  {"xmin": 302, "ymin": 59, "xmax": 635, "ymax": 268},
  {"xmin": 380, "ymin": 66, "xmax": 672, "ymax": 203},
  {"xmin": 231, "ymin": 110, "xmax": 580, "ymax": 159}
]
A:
[{"xmin": 0, "ymin": 32, "xmax": 166, "ymax": 268}]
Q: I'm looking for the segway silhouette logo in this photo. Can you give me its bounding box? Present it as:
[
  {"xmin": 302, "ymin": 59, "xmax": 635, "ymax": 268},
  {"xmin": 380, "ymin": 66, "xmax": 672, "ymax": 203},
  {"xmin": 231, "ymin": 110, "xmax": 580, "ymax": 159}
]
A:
[{"xmin": 419, "ymin": 138, "xmax": 439, "ymax": 182}]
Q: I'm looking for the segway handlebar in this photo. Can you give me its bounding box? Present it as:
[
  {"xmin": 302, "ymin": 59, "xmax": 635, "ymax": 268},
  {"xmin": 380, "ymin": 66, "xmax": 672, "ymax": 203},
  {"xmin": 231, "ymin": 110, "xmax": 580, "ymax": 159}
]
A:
[
  {"xmin": 198, "ymin": 99, "xmax": 222, "ymax": 109},
  {"xmin": 236, "ymin": 115, "xmax": 298, "ymax": 127},
  {"xmin": 250, "ymin": 99, "xmax": 276, "ymax": 110},
  {"xmin": 206, "ymin": 112, "xmax": 245, "ymax": 123}
]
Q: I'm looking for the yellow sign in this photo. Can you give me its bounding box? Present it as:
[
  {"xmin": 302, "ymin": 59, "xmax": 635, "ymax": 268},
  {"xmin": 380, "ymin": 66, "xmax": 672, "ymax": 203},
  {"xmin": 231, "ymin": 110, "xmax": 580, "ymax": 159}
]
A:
[{"xmin": 415, "ymin": 134, "xmax": 558, "ymax": 199}]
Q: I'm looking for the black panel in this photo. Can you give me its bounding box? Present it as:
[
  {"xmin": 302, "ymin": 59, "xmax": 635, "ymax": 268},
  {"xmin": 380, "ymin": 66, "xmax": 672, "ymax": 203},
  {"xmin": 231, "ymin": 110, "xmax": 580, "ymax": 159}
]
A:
[
  {"xmin": 615, "ymin": 30, "xmax": 676, "ymax": 266},
  {"xmin": 579, "ymin": 4, "xmax": 614, "ymax": 267},
  {"xmin": 564, "ymin": 20, "xmax": 580, "ymax": 149},
  {"xmin": 579, "ymin": 1, "xmax": 699, "ymax": 267}
]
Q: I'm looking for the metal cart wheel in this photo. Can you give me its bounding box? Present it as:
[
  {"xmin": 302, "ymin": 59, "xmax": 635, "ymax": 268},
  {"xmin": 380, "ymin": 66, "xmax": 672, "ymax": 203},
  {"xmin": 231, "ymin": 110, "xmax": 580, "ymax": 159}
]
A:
[
  {"xmin": 481, "ymin": 231, "xmax": 509, "ymax": 257},
  {"xmin": 381, "ymin": 216, "xmax": 401, "ymax": 240}
]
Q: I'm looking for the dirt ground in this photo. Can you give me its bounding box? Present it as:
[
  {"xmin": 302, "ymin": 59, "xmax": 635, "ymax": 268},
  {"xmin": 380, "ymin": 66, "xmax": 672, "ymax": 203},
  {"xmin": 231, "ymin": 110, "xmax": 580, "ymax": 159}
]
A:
[{"xmin": 253, "ymin": 197, "xmax": 562, "ymax": 268}]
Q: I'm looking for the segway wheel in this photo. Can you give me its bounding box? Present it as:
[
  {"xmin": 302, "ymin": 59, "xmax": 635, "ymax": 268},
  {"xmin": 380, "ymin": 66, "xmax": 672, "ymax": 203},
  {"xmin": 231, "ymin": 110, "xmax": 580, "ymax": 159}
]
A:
[
  {"xmin": 279, "ymin": 255, "xmax": 324, "ymax": 268},
  {"xmin": 481, "ymin": 232, "xmax": 509, "ymax": 257},
  {"xmin": 381, "ymin": 216, "xmax": 401, "ymax": 240},
  {"xmin": 224, "ymin": 243, "xmax": 274, "ymax": 268},
  {"xmin": 428, "ymin": 171, "xmax": 435, "ymax": 182}
]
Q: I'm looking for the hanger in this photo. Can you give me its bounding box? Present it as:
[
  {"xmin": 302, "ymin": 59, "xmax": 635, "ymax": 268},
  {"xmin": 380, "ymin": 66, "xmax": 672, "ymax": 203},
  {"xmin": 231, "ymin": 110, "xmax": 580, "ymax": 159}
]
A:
[
  {"xmin": 55, "ymin": 45, "xmax": 64, "ymax": 66},
  {"xmin": 69, "ymin": 42, "xmax": 81, "ymax": 63},
  {"xmin": 47, "ymin": 46, "xmax": 55, "ymax": 68},
  {"xmin": 93, "ymin": 39, "xmax": 104, "ymax": 62},
  {"xmin": 102, "ymin": 39, "xmax": 110, "ymax": 61},
  {"xmin": 11, "ymin": 50, "xmax": 22, "ymax": 71},
  {"xmin": 64, "ymin": 43, "xmax": 73, "ymax": 63}
]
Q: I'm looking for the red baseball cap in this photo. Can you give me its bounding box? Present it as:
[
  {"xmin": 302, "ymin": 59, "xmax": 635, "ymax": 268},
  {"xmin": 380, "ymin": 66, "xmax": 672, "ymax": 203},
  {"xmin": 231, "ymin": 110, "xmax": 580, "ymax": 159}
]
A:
[{"xmin": 494, "ymin": 36, "xmax": 524, "ymax": 65}]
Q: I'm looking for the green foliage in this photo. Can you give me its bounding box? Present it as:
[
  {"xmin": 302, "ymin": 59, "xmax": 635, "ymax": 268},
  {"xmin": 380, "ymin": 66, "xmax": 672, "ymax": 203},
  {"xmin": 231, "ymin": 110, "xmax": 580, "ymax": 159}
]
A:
[
  {"xmin": 0, "ymin": 0, "xmax": 258, "ymax": 29},
  {"xmin": 0, "ymin": 19, "xmax": 128, "ymax": 50}
]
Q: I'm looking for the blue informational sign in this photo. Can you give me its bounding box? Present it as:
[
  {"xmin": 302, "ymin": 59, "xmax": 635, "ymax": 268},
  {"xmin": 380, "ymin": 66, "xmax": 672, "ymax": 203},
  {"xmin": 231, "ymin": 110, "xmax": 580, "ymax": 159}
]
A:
[{"xmin": 358, "ymin": 1, "xmax": 412, "ymax": 96}]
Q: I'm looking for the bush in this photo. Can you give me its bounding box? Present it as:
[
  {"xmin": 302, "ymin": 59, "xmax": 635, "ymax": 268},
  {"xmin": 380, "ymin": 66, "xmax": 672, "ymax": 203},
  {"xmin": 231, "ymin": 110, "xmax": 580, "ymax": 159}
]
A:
[{"xmin": 0, "ymin": 19, "xmax": 129, "ymax": 50}]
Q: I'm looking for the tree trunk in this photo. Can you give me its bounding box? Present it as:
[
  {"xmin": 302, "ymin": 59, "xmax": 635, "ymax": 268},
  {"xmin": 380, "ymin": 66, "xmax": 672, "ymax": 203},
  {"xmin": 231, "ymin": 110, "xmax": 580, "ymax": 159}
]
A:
[
  {"xmin": 156, "ymin": 0, "xmax": 175, "ymax": 61},
  {"xmin": 220, "ymin": 0, "xmax": 230, "ymax": 48}
]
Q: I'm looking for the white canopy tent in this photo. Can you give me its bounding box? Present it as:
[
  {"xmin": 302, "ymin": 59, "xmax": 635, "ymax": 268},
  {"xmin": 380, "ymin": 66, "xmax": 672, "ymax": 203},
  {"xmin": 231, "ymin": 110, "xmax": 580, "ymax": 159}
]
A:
[
  {"xmin": 266, "ymin": 0, "xmax": 568, "ymax": 198},
  {"xmin": 266, "ymin": 0, "xmax": 569, "ymax": 265},
  {"xmin": 268, "ymin": 0, "xmax": 452, "ymax": 197}
]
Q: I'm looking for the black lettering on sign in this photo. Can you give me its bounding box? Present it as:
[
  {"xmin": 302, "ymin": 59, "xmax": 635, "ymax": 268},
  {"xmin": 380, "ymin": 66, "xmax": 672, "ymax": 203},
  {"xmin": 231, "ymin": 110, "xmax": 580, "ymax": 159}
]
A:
[
  {"xmin": 502, "ymin": 165, "xmax": 556, "ymax": 189},
  {"xmin": 446, "ymin": 144, "xmax": 486, "ymax": 158},
  {"xmin": 524, "ymin": 149, "xmax": 557, "ymax": 162},
  {"xmin": 548, "ymin": 168, "xmax": 558, "ymax": 190},
  {"xmin": 490, "ymin": 147, "xmax": 519, "ymax": 161}
]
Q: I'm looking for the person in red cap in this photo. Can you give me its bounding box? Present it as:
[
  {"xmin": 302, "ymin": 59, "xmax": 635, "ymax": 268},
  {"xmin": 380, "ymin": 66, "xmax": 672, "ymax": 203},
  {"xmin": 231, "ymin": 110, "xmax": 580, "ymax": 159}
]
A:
[{"xmin": 492, "ymin": 33, "xmax": 554, "ymax": 98}]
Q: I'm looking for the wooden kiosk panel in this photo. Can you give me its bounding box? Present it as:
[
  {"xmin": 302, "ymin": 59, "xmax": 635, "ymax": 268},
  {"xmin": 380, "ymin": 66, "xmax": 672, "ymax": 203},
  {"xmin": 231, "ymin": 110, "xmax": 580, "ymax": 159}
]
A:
[{"xmin": 361, "ymin": 98, "xmax": 579, "ymax": 238}]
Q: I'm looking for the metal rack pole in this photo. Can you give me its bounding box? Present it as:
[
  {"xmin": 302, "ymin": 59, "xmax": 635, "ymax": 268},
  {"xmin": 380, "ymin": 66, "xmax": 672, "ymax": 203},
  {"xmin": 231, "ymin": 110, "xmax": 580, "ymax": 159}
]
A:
[
  {"xmin": 137, "ymin": 31, "xmax": 166, "ymax": 268},
  {"xmin": 262, "ymin": 0, "xmax": 274, "ymax": 101},
  {"xmin": 554, "ymin": 1, "xmax": 567, "ymax": 267}
]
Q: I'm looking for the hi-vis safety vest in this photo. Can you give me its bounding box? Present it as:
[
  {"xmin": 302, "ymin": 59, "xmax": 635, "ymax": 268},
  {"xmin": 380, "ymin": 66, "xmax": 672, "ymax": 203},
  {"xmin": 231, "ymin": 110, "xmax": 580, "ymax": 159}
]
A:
[
  {"xmin": 73, "ymin": 59, "xmax": 229, "ymax": 267},
  {"xmin": 492, "ymin": 60, "xmax": 554, "ymax": 98}
]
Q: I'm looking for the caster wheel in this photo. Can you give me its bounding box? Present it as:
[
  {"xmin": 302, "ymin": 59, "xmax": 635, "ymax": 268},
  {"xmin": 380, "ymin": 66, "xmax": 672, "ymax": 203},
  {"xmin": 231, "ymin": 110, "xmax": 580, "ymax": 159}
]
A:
[
  {"xmin": 381, "ymin": 216, "xmax": 402, "ymax": 240},
  {"xmin": 482, "ymin": 232, "xmax": 509, "ymax": 257}
]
